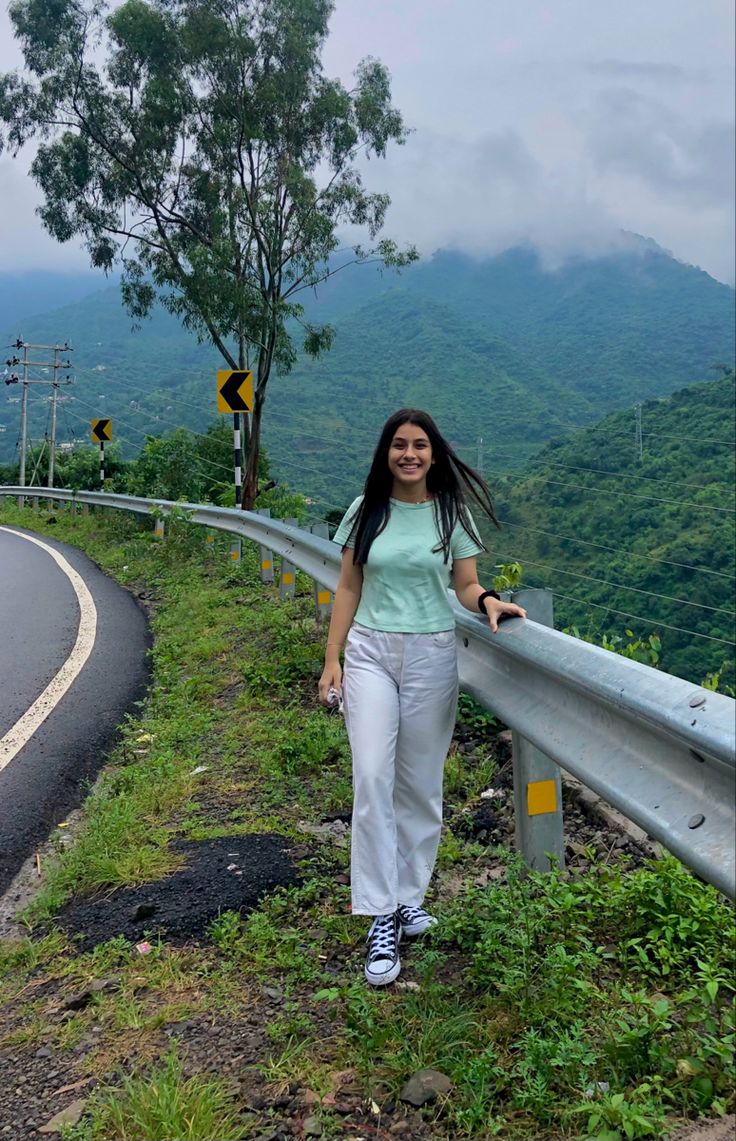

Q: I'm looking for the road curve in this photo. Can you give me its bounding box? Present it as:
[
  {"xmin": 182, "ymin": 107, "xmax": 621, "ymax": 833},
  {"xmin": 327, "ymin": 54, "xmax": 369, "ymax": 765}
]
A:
[{"xmin": 0, "ymin": 526, "xmax": 151, "ymax": 894}]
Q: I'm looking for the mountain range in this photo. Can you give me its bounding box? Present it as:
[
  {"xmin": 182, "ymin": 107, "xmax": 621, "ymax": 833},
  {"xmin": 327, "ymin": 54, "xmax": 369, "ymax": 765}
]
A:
[
  {"xmin": 1, "ymin": 242, "xmax": 733, "ymax": 686},
  {"xmin": 1, "ymin": 241, "xmax": 734, "ymax": 514}
]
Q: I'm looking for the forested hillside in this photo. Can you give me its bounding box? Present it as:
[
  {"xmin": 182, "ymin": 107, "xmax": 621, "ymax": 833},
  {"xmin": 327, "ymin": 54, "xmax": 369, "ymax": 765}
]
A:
[
  {"xmin": 479, "ymin": 374, "xmax": 735, "ymax": 685},
  {"xmin": 3, "ymin": 242, "xmax": 734, "ymax": 685},
  {"xmin": 2, "ymin": 243, "xmax": 733, "ymax": 497}
]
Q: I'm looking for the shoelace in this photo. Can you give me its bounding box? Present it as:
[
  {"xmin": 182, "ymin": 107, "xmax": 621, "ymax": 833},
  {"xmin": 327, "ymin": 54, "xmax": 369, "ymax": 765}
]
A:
[
  {"xmin": 397, "ymin": 906, "xmax": 425, "ymax": 923},
  {"xmin": 367, "ymin": 915, "xmax": 398, "ymax": 960}
]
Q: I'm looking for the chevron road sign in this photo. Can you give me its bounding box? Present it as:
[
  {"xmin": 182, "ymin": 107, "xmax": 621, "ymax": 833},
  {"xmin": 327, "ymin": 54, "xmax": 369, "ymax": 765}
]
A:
[
  {"xmin": 90, "ymin": 418, "xmax": 112, "ymax": 442},
  {"xmin": 217, "ymin": 370, "xmax": 254, "ymax": 413}
]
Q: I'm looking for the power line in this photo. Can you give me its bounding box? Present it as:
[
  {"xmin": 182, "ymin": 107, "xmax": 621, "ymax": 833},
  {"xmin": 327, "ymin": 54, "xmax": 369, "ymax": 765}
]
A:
[
  {"xmin": 68, "ymin": 395, "xmax": 235, "ymax": 482},
  {"xmin": 485, "ymin": 550, "xmax": 735, "ymax": 618},
  {"xmin": 72, "ymin": 366, "xmax": 209, "ymax": 417},
  {"xmin": 489, "ymin": 471, "xmax": 736, "ymax": 514},
  {"xmin": 261, "ymin": 411, "xmax": 734, "ymax": 500},
  {"xmin": 59, "ymin": 374, "xmax": 736, "ymax": 533},
  {"xmin": 70, "ymin": 354, "xmax": 735, "ymax": 450},
  {"xmin": 496, "ymin": 518, "xmax": 735, "ymax": 581},
  {"xmin": 547, "ymin": 418, "xmax": 736, "ymax": 448},
  {"xmin": 466, "ymin": 453, "xmax": 733, "ymax": 496},
  {"xmin": 68, "ymin": 369, "xmax": 736, "ymax": 494},
  {"xmin": 543, "ymin": 587, "xmax": 736, "ymax": 647},
  {"xmin": 642, "ymin": 430, "xmax": 736, "ymax": 447}
]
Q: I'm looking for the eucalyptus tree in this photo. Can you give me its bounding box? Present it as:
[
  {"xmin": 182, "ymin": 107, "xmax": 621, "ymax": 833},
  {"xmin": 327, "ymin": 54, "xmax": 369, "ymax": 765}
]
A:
[{"xmin": 0, "ymin": 0, "xmax": 415, "ymax": 506}]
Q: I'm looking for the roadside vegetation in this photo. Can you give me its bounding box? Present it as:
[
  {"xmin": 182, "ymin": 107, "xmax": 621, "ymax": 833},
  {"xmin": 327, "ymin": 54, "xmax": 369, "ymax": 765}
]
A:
[{"xmin": 0, "ymin": 498, "xmax": 733, "ymax": 1140}]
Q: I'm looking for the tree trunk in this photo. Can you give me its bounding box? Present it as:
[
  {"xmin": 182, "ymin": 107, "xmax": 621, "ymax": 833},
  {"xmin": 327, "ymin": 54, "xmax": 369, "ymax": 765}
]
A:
[{"xmin": 241, "ymin": 334, "xmax": 274, "ymax": 510}]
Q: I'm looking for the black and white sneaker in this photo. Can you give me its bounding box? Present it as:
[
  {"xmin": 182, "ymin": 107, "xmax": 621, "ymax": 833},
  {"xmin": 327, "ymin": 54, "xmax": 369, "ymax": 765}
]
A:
[
  {"xmin": 364, "ymin": 912, "xmax": 401, "ymax": 986},
  {"xmin": 397, "ymin": 904, "xmax": 438, "ymax": 937}
]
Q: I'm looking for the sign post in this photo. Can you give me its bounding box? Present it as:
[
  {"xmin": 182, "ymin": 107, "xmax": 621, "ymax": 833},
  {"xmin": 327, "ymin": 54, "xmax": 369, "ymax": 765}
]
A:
[
  {"xmin": 90, "ymin": 419, "xmax": 112, "ymax": 489},
  {"xmin": 217, "ymin": 370, "xmax": 254, "ymax": 563}
]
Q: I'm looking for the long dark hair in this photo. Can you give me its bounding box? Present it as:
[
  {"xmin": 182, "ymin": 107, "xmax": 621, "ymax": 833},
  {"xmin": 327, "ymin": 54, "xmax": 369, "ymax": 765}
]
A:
[{"xmin": 347, "ymin": 409, "xmax": 501, "ymax": 565}]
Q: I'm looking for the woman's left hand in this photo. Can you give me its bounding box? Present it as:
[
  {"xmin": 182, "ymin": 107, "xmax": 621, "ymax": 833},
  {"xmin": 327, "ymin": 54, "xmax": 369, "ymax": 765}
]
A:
[{"xmin": 485, "ymin": 598, "xmax": 527, "ymax": 633}]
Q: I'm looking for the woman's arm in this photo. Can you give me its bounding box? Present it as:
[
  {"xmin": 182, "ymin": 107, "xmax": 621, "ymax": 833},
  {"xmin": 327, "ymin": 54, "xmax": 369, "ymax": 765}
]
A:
[
  {"xmin": 452, "ymin": 556, "xmax": 527, "ymax": 632},
  {"xmin": 318, "ymin": 549, "xmax": 364, "ymax": 702}
]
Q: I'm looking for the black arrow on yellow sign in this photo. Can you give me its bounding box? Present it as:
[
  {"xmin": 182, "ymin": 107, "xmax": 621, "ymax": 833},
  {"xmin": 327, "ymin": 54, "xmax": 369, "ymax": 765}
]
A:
[
  {"xmin": 217, "ymin": 369, "xmax": 254, "ymax": 413},
  {"xmin": 90, "ymin": 418, "xmax": 112, "ymax": 442}
]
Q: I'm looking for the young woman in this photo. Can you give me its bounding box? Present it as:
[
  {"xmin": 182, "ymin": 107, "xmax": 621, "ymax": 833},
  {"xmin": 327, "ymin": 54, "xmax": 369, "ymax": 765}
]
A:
[{"xmin": 318, "ymin": 409, "xmax": 526, "ymax": 986}]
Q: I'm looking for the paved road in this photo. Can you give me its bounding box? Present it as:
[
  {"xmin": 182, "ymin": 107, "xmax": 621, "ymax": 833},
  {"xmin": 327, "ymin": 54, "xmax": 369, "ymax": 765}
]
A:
[{"xmin": 0, "ymin": 525, "xmax": 150, "ymax": 894}]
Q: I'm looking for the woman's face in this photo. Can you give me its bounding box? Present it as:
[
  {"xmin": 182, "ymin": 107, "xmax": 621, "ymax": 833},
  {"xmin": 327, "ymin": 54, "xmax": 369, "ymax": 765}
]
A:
[{"xmin": 387, "ymin": 421, "xmax": 433, "ymax": 492}]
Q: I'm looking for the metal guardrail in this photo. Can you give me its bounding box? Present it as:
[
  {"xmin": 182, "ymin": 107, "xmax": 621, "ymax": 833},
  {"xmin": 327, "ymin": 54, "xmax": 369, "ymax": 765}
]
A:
[{"xmin": 2, "ymin": 486, "xmax": 735, "ymax": 900}]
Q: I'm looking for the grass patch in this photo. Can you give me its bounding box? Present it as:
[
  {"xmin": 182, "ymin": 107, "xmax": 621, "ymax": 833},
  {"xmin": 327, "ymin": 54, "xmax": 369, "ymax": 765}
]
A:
[{"xmin": 66, "ymin": 1048, "xmax": 249, "ymax": 1140}]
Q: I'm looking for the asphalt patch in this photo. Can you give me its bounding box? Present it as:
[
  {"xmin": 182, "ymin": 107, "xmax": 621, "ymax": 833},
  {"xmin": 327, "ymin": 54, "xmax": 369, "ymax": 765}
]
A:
[{"xmin": 56, "ymin": 835, "xmax": 300, "ymax": 949}]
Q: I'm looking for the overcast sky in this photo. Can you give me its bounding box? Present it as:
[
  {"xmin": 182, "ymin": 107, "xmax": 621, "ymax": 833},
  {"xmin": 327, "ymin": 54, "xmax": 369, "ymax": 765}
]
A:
[{"xmin": 0, "ymin": 0, "xmax": 733, "ymax": 283}]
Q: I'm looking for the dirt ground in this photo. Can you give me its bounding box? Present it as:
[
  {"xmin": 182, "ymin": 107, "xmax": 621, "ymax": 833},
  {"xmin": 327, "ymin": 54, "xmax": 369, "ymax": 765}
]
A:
[{"xmin": 668, "ymin": 1117, "xmax": 735, "ymax": 1140}]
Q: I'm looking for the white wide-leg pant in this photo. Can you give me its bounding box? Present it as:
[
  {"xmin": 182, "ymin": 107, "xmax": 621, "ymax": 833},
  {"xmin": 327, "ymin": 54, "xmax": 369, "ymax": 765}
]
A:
[{"xmin": 343, "ymin": 623, "xmax": 458, "ymax": 916}]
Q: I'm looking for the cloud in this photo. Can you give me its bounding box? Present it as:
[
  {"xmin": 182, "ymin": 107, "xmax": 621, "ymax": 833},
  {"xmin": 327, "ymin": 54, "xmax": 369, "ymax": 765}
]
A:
[
  {"xmin": 359, "ymin": 84, "xmax": 735, "ymax": 284},
  {"xmin": 585, "ymin": 88, "xmax": 735, "ymax": 208},
  {"xmin": 362, "ymin": 127, "xmax": 646, "ymax": 269},
  {"xmin": 585, "ymin": 59, "xmax": 693, "ymax": 83},
  {"xmin": 0, "ymin": 1, "xmax": 733, "ymax": 284},
  {"xmin": 0, "ymin": 154, "xmax": 89, "ymax": 271}
]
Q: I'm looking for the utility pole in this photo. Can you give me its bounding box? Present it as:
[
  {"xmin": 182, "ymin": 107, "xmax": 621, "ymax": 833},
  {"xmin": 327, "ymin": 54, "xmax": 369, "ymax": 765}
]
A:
[
  {"xmin": 19, "ymin": 343, "xmax": 29, "ymax": 502},
  {"xmin": 5, "ymin": 340, "xmax": 73, "ymax": 494},
  {"xmin": 48, "ymin": 343, "xmax": 71, "ymax": 488},
  {"xmin": 634, "ymin": 403, "xmax": 643, "ymax": 462}
]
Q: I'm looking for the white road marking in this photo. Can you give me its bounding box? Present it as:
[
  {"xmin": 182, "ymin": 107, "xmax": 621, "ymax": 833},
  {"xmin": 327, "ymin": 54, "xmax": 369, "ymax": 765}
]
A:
[{"xmin": 0, "ymin": 527, "xmax": 98, "ymax": 773}]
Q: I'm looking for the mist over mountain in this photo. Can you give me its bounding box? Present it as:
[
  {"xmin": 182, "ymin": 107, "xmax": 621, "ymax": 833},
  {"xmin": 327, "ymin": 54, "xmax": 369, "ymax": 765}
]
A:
[{"xmin": 0, "ymin": 270, "xmax": 115, "ymax": 334}]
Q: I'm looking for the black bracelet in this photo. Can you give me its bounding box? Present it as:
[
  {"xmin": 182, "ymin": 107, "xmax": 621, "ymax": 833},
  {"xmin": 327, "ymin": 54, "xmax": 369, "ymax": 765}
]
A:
[{"xmin": 478, "ymin": 589, "xmax": 501, "ymax": 615}]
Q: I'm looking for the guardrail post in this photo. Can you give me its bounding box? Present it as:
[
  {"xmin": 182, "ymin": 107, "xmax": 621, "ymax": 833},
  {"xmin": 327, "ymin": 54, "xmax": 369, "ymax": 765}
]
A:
[
  {"xmin": 279, "ymin": 518, "xmax": 297, "ymax": 599},
  {"xmin": 511, "ymin": 588, "xmax": 565, "ymax": 872},
  {"xmin": 229, "ymin": 534, "xmax": 241, "ymax": 563},
  {"xmin": 310, "ymin": 521, "xmax": 333, "ymax": 622},
  {"xmin": 32, "ymin": 496, "xmax": 39, "ymax": 510},
  {"xmin": 82, "ymin": 502, "xmax": 89, "ymax": 518},
  {"xmin": 154, "ymin": 515, "xmax": 165, "ymax": 540},
  {"xmin": 257, "ymin": 508, "xmax": 274, "ymax": 582}
]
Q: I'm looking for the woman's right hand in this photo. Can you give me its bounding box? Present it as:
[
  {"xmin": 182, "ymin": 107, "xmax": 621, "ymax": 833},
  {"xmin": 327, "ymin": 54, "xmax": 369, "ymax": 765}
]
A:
[{"xmin": 319, "ymin": 661, "xmax": 343, "ymax": 706}]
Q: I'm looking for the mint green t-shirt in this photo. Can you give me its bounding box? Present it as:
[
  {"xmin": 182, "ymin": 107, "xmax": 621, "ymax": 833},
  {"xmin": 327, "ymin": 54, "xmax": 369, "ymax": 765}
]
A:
[{"xmin": 332, "ymin": 496, "xmax": 485, "ymax": 633}]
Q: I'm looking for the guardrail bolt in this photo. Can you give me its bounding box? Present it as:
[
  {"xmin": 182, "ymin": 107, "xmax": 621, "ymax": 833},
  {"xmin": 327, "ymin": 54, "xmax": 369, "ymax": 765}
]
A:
[
  {"xmin": 689, "ymin": 694, "xmax": 706, "ymax": 709},
  {"xmin": 688, "ymin": 814, "xmax": 705, "ymax": 830}
]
